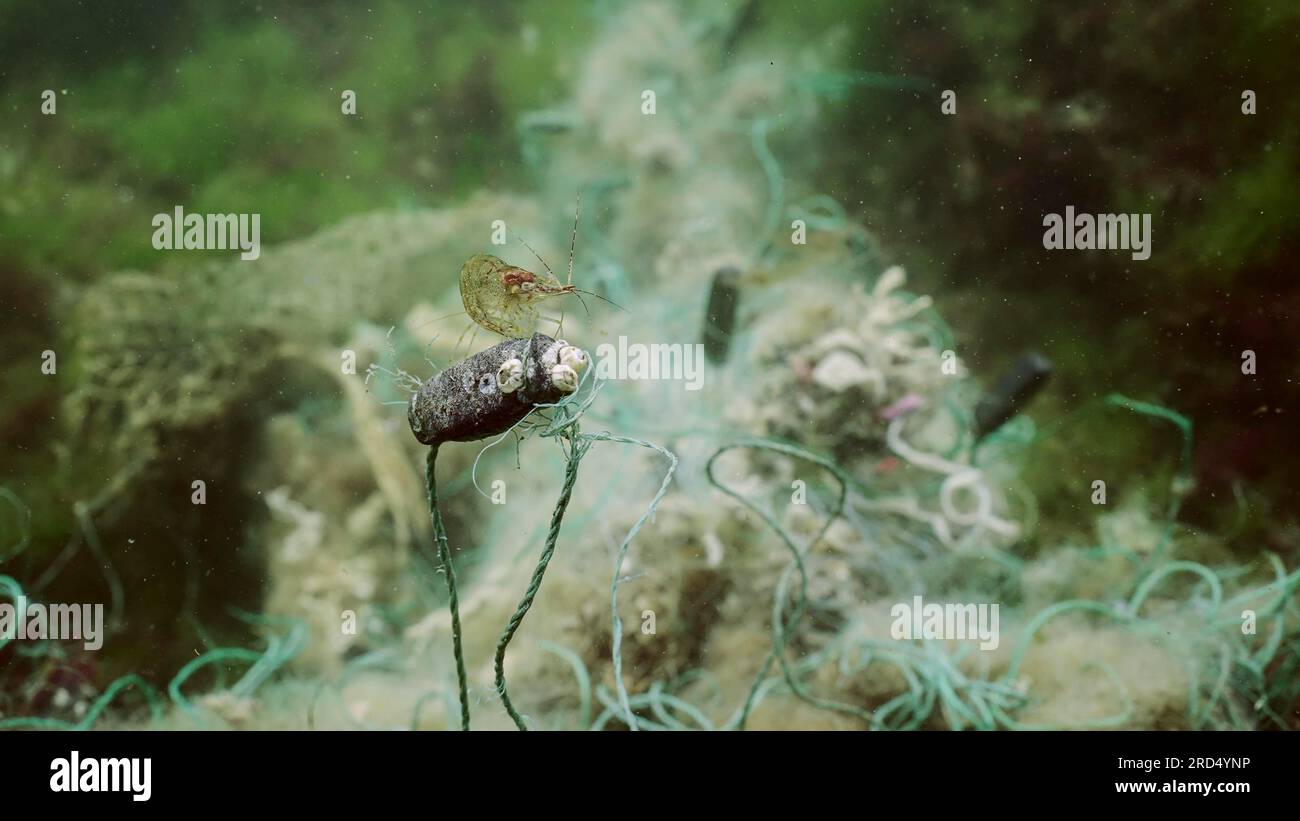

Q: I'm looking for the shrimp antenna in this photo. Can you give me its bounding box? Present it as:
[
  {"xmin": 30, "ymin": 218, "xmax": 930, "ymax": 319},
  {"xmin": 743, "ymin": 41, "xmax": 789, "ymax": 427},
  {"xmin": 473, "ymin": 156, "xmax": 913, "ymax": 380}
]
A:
[
  {"xmin": 568, "ymin": 191, "xmax": 581, "ymax": 286},
  {"xmin": 569, "ymin": 290, "xmax": 591, "ymax": 317},
  {"xmin": 571, "ymin": 287, "xmax": 626, "ymax": 312},
  {"xmin": 414, "ymin": 309, "xmax": 469, "ymax": 329},
  {"xmin": 517, "ymin": 237, "xmax": 556, "ymax": 280}
]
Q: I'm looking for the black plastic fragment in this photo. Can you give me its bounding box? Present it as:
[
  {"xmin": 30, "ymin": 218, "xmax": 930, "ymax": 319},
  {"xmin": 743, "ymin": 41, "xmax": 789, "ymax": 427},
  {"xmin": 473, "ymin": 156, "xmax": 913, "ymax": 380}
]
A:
[
  {"xmin": 702, "ymin": 266, "xmax": 741, "ymax": 365},
  {"xmin": 973, "ymin": 352, "xmax": 1053, "ymax": 439}
]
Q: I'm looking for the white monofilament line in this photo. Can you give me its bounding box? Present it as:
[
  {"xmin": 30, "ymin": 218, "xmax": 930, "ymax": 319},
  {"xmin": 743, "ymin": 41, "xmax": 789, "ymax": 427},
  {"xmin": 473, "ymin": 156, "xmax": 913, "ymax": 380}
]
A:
[{"xmin": 884, "ymin": 417, "xmax": 1019, "ymax": 544}]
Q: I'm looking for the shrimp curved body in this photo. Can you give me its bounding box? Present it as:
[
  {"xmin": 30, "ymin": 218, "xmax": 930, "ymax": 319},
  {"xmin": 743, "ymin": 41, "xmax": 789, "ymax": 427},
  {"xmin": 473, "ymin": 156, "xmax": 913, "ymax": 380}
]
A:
[{"xmin": 459, "ymin": 253, "xmax": 575, "ymax": 338}]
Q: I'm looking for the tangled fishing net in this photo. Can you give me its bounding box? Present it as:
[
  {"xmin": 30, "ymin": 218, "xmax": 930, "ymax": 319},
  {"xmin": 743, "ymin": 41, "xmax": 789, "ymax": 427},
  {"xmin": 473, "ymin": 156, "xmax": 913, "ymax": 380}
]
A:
[{"xmin": 4, "ymin": 1, "xmax": 1296, "ymax": 731}]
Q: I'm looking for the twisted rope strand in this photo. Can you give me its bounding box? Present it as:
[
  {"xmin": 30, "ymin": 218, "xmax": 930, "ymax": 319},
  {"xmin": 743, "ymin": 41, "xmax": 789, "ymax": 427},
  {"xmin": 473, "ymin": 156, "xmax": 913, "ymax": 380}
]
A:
[
  {"xmin": 426, "ymin": 446, "xmax": 471, "ymax": 730},
  {"xmin": 495, "ymin": 431, "xmax": 587, "ymax": 729}
]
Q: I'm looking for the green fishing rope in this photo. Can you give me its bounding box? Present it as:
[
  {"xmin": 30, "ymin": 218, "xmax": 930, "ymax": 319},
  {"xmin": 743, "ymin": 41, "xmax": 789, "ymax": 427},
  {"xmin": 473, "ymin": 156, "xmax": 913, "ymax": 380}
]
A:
[
  {"xmin": 539, "ymin": 640, "xmax": 593, "ymax": 730},
  {"xmin": 705, "ymin": 437, "xmax": 875, "ymax": 729},
  {"xmin": 751, "ymin": 117, "xmax": 783, "ymax": 260},
  {"xmin": 168, "ymin": 648, "xmax": 264, "ymax": 724},
  {"xmin": 494, "ymin": 429, "xmax": 588, "ymax": 730},
  {"xmin": 425, "ymin": 445, "xmax": 471, "ymax": 730},
  {"xmin": 422, "ymin": 370, "xmax": 677, "ymax": 731},
  {"xmin": 0, "ymin": 674, "xmax": 164, "ymax": 731}
]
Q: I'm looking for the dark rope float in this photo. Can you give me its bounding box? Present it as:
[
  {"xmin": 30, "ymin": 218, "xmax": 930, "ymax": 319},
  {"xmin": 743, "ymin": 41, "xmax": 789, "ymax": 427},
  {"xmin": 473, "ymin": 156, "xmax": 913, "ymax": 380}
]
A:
[
  {"xmin": 409, "ymin": 333, "xmax": 589, "ymax": 730},
  {"xmin": 701, "ymin": 265, "xmax": 741, "ymax": 365},
  {"xmin": 409, "ymin": 332, "xmax": 584, "ymax": 446}
]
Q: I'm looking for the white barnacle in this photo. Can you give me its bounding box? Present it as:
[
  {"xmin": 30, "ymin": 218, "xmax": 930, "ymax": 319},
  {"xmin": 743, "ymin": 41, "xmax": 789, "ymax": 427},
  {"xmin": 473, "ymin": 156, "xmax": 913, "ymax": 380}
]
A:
[
  {"xmin": 497, "ymin": 357, "xmax": 525, "ymax": 394},
  {"xmin": 558, "ymin": 344, "xmax": 589, "ymax": 374},
  {"xmin": 541, "ymin": 340, "xmax": 565, "ymax": 369},
  {"xmin": 550, "ymin": 363, "xmax": 579, "ymax": 393}
]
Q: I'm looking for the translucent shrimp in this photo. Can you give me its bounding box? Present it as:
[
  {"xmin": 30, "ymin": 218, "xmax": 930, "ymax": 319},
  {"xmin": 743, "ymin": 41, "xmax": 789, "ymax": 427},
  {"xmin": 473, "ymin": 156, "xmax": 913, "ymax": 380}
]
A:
[
  {"xmin": 458, "ymin": 195, "xmax": 615, "ymax": 338},
  {"xmin": 458, "ymin": 252, "xmax": 576, "ymax": 338}
]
